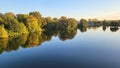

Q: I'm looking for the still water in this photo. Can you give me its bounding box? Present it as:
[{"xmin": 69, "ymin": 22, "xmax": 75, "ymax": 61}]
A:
[{"xmin": 0, "ymin": 27, "xmax": 120, "ymax": 68}]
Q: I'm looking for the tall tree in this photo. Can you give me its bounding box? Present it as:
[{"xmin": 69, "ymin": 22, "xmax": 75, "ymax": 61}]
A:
[
  {"xmin": 29, "ymin": 11, "xmax": 47, "ymax": 28},
  {"xmin": 25, "ymin": 15, "xmax": 41, "ymax": 33}
]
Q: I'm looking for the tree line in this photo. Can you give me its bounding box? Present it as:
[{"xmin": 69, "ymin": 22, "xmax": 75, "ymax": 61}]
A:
[
  {"xmin": 0, "ymin": 12, "xmax": 78, "ymax": 38},
  {"xmin": 78, "ymin": 18, "xmax": 120, "ymax": 32},
  {"xmin": 0, "ymin": 11, "xmax": 120, "ymax": 38}
]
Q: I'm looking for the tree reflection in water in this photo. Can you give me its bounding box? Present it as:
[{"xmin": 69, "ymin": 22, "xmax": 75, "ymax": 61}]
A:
[{"xmin": 0, "ymin": 26, "xmax": 119, "ymax": 54}]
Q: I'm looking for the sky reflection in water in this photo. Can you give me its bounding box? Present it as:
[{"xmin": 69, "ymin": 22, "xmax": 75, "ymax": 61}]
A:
[{"xmin": 0, "ymin": 27, "xmax": 120, "ymax": 68}]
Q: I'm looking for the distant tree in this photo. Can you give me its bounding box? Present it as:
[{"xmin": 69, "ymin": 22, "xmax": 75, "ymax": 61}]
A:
[
  {"xmin": 103, "ymin": 20, "xmax": 111, "ymax": 26},
  {"xmin": 29, "ymin": 11, "xmax": 42, "ymax": 18},
  {"xmin": 60, "ymin": 16, "xmax": 67, "ymax": 20},
  {"xmin": 66, "ymin": 18, "xmax": 78, "ymax": 30},
  {"xmin": 79, "ymin": 27, "xmax": 87, "ymax": 32},
  {"xmin": 53, "ymin": 17, "xmax": 59, "ymax": 23},
  {"xmin": 59, "ymin": 29, "xmax": 77, "ymax": 41},
  {"xmin": 58, "ymin": 16, "xmax": 67, "ymax": 30},
  {"xmin": 46, "ymin": 17, "xmax": 54, "ymax": 23},
  {"xmin": 58, "ymin": 16, "xmax": 77, "ymax": 30},
  {"xmin": 110, "ymin": 20, "xmax": 119, "ymax": 27},
  {"xmin": 44, "ymin": 17, "xmax": 57, "ymax": 30},
  {"xmin": 110, "ymin": 27, "xmax": 119, "ymax": 32},
  {"xmin": 103, "ymin": 26, "xmax": 107, "ymax": 31},
  {"xmin": 91, "ymin": 18, "xmax": 98, "ymax": 23},
  {"xmin": 92, "ymin": 26, "xmax": 99, "ymax": 30},
  {"xmin": 79, "ymin": 19, "xmax": 88, "ymax": 28}
]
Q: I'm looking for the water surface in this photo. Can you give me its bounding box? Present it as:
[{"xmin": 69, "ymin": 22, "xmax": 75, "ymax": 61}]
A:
[{"xmin": 0, "ymin": 27, "xmax": 120, "ymax": 68}]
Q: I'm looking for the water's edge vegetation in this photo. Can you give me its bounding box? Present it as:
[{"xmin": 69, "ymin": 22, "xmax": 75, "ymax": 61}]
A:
[
  {"xmin": 0, "ymin": 11, "xmax": 120, "ymax": 38},
  {"xmin": 0, "ymin": 11, "xmax": 120, "ymax": 54}
]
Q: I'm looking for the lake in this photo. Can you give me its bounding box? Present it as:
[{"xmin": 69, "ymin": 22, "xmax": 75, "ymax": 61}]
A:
[{"xmin": 0, "ymin": 26, "xmax": 120, "ymax": 68}]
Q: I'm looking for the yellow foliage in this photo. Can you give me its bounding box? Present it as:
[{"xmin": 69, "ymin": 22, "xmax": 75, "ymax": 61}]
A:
[
  {"xmin": 0, "ymin": 26, "xmax": 8, "ymax": 38},
  {"xmin": 26, "ymin": 16, "xmax": 41, "ymax": 33}
]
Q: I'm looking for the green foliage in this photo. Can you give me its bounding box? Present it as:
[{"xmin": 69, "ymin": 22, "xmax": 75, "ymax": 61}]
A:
[
  {"xmin": 4, "ymin": 13, "xmax": 25, "ymax": 37},
  {"xmin": 58, "ymin": 16, "xmax": 78, "ymax": 30},
  {"xmin": 79, "ymin": 19, "xmax": 88, "ymax": 28},
  {"xmin": 0, "ymin": 38, "xmax": 8, "ymax": 54},
  {"xmin": 66, "ymin": 18, "xmax": 78, "ymax": 30},
  {"xmin": 110, "ymin": 20, "xmax": 119, "ymax": 27},
  {"xmin": 22, "ymin": 33, "xmax": 41, "ymax": 48},
  {"xmin": 59, "ymin": 29, "xmax": 77, "ymax": 41},
  {"xmin": 29, "ymin": 11, "xmax": 42, "ymax": 18},
  {"xmin": 4, "ymin": 12, "xmax": 16, "ymax": 24},
  {"xmin": 5, "ymin": 16, "xmax": 28, "ymax": 37},
  {"xmin": 102, "ymin": 20, "xmax": 111, "ymax": 26},
  {"xmin": 25, "ymin": 15, "xmax": 41, "ymax": 33},
  {"xmin": 0, "ymin": 17, "xmax": 4, "ymax": 24},
  {"xmin": 5, "ymin": 12, "xmax": 15, "ymax": 18},
  {"xmin": 17, "ymin": 14, "xmax": 29, "ymax": 23},
  {"xmin": 0, "ymin": 13, "xmax": 5, "ymax": 25},
  {"xmin": 110, "ymin": 27, "xmax": 119, "ymax": 32},
  {"xmin": 103, "ymin": 26, "xmax": 107, "ymax": 31},
  {"xmin": 46, "ymin": 17, "xmax": 54, "ymax": 23},
  {"xmin": 7, "ymin": 18, "xmax": 20, "ymax": 32},
  {"xmin": 29, "ymin": 11, "xmax": 47, "ymax": 28},
  {"xmin": 44, "ymin": 17, "xmax": 58, "ymax": 31},
  {"xmin": 5, "ymin": 34, "xmax": 28, "ymax": 52},
  {"xmin": 19, "ymin": 22, "xmax": 29, "ymax": 34},
  {"xmin": 1, "ymin": 11, "xmax": 120, "ymax": 38},
  {"xmin": 79, "ymin": 27, "xmax": 87, "ymax": 32},
  {"xmin": 91, "ymin": 18, "xmax": 98, "ymax": 23},
  {"xmin": 53, "ymin": 17, "xmax": 59, "ymax": 23}
]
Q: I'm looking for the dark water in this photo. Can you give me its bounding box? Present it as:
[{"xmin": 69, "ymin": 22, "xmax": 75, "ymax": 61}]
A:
[{"xmin": 0, "ymin": 27, "xmax": 120, "ymax": 68}]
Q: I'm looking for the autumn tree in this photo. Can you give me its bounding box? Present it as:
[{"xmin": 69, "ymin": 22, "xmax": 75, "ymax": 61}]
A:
[
  {"xmin": 44, "ymin": 17, "xmax": 58, "ymax": 30},
  {"xmin": 53, "ymin": 17, "xmax": 59, "ymax": 23},
  {"xmin": 25, "ymin": 15, "xmax": 41, "ymax": 33},
  {"xmin": 29, "ymin": 11, "xmax": 47, "ymax": 28},
  {"xmin": 79, "ymin": 19, "xmax": 88, "ymax": 28},
  {"xmin": 19, "ymin": 22, "xmax": 29, "ymax": 34},
  {"xmin": 17, "ymin": 14, "xmax": 29, "ymax": 23},
  {"xmin": 0, "ymin": 25, "xmax": 8, "ymax": 38},
  {"xmin": 58, "ymin": 16, "xmax": 78, "ymax": 30},
  {"xmin": 0, "ymin": 13, "xmax": 5, "ymax": 25},
  {"xmin": 66, "ymin": 18, "xmax": 78, "ymax": 30}
]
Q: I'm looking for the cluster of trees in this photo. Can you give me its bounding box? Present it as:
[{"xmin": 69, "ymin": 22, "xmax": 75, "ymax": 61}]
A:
[
  {"xmin": 44, "ymin": 16, "xmax": 78, "ymax": 31},
  {"xmin": 1, "ymin": 11, "xmax": 120, "ymax": 53},
  {"xmin": 0, "ymin": 21, "xmax": 119, "ymax": 54},
  {"xmin": 78, "ymin": 18, "xmax": 120, "ymax": 28},
  {"xmin": 0, "ymin": 12, "xmax": 78, "ymax": 38},
  {"xmin": 0, "ymin": 11, "xmax": 120, "ymax": 38},
  {"xmin": 78, "ymin": 18, "xmax": 120, "ymax": 32}
]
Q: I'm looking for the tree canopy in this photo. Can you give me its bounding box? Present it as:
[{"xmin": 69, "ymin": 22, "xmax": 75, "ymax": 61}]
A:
[{"xmin": 0, "ymin": 11, "xmax": 120, "ymax": 38}]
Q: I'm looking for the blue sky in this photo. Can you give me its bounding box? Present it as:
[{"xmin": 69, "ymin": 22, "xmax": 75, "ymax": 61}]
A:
[{"xmin": 0, "ymin": 0, "xmax": 120, "ymax": 20}]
